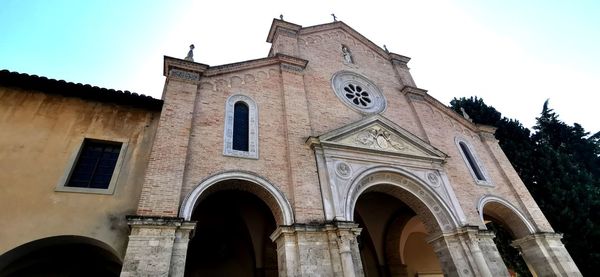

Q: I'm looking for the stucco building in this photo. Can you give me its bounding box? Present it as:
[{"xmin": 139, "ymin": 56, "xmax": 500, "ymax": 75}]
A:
[{"xmin": 0, "ymin": 19, "xmax": 582, "ymax": 276}]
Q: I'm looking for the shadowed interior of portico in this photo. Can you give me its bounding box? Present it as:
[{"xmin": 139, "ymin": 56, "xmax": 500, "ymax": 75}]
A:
[
  {"xmin": 184, "ymin": 188, "xmax": 278, "ymax": 277},
  {"xmin": 355, "ymin": 191, "xmax": 443, "ymax": 277}
]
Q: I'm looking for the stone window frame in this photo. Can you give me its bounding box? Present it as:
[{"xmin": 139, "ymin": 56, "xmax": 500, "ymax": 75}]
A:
[
  {"xmin": 455, "ymin": 136, "xmax": 492, "ymax": 186},
  {"xmin": 55, "ymin": 137, "xmax": 129, "ymax": 195},
  {"xmin": 223, "ymin": 94, "xmax": 258, "ymax": 159},
  {"xmin": 331, "ymin": 70, "xmax": 386, "ymax": 114}
]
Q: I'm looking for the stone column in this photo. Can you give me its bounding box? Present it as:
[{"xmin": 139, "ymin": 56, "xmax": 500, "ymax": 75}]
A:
[
  {"xmin": 476, "ymin": 230, "xmax": 510, "ymax": 276},
  {"xmin": 169, "ymin": 222, "xmax": 196, "ymax": 277},
  {"xmin": 271, "ymin": 223, "xmax": 363, "ymax": 277},
  {"xmin": 428, "ymin": 227, "xmax": 497, "ymax": 277},
  {"xmin": 121, "ymin": 217, "xmax": 196, "ymax": 277},
  {"xmin": 512, "ymin": 233, "xmax": 582, "ymax": 277},
  {"xmin": 271, "ymin": 226, "xmax": 300, "ymax": 277},
  {"xmin": 333, "ymin": 222, "xmax": 363, "ymax": 277}
]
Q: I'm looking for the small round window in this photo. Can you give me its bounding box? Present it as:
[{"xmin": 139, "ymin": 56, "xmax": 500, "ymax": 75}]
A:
[{"xmin": 332, "ymin": 71, "xmax": 385, "ymax": 114}]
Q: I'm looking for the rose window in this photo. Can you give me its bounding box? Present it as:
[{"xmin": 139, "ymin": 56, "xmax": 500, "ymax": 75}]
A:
[
  {"xmin": 332, "ymin": 71, "xmax": 386, "ymax": 114},
  {"xmin": 344, "ymin": 84, "xmax": 371, "ymax": 107}
]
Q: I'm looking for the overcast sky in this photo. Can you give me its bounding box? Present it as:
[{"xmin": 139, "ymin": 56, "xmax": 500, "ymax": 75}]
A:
[{"xmin": 1, "ymin": 0, "xmax": 598, "ymax": 133}]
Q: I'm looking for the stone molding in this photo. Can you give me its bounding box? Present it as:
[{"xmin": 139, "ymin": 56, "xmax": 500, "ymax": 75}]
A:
[
  {"xmin": 477, "ymin": 195, "xmax": 537, "ymax": 235},
  {"xmin": 344, "ymin": 167, "xmax": 463, "ymax": 233},
  {"xmin": 309, "ymin": 114, "xmax": 448, "ymax": 162},
  {"xmin": 179, "ymin": 171, "xmax": 294, "ymax": 225},
  {"xmin": 455, "ymin": 136, "xmax": 494, "ymax": 186},
  {"xmin": 205, "ymin": 53, "xmax": 308, "ymax": 77},
  {"xmin": 163, "ymin": 56, "xmax": 208, "ymax": 80},
  {"xmin": 402, "ymin": 85, "xmax": 481, "ymax": 133},
  {"xmin": 223, "ymin": 94, "xmax": 259, "ymax": 159},
  {"xmin": 266, "ymin": 19, "xmax": 302, "ymax": 43}
]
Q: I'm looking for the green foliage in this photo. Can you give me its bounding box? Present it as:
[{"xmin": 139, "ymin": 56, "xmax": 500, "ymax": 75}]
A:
[
  {"xmin": 450, "ymin": 97, "xmax": 600, "ymax": 276},
  {"xmin": 450, "ymin": 97, "xmax": 501, "ymax": 126}
]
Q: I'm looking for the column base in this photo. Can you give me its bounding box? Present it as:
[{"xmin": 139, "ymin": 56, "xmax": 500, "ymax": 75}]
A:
[{"xmin": 120, "ymin": 216, "xmax": 195, "ymax": 277}]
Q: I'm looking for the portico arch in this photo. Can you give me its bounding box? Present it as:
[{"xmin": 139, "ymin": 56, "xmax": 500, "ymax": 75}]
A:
[
  {"xmin": 345, "ymin": 166, "xmax": 460, "ymax": 234},
  {"xmin": 347, "ymin": 166, "xmax": 463, "ymax": 276},
  {"xmin": 0, "ymin": 235, "xmax": 122, "ymax": 276},
  {"xmin": 477, "ymin": 195, "xmax": 536, "ymax": 239},
  {"xmin": 180, "ymin": 171, "xmax": 294, "ymax": 226}
]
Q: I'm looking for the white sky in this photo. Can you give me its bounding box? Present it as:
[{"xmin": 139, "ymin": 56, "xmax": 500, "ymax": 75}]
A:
[{"xmin": 2, "ymin": 0, "xmax": 599, "ymax": 133}]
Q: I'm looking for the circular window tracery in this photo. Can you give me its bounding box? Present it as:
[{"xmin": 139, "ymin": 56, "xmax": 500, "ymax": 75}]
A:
[{"xmin": 332, "ymin": 71, "xmax": 385, "ymax": 114}]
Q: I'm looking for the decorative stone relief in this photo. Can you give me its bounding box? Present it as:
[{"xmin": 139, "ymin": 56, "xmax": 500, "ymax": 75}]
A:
[
  {"xmin": 169, "ymin": 69, "xmax": 199, "ymax": 81},
  {"xmin": 336, "ymin": 124, "xmax": 423, "ymax": 156},
  {"xmin": 427, "ymin": 172, "xmax": 440, "ymax": 188},
  {"xmin": 335, "ymin": 162, "xmax": 352, "ymax": 179}
]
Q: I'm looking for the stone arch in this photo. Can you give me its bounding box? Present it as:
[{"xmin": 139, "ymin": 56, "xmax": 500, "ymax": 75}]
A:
[
  {"xmin": 0, "ymin": 235, "xmax": 121, "ymax": 275},
  {"xmin": 477, "ymin": 195, "xmax": 536, "ymax": 238},
  {"xmin": 345, "ymin": 166, "xmax": 460, "ymax": 235},
  {"xmin": 180, "ymin": 171, "xmax": 294, "ymax": 226}
]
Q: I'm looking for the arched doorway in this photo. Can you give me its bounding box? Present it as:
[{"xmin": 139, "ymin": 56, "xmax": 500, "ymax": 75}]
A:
[
  {"xmin": 355, "ymin": 192, "xmax": 443, "ymax": 277},
  {"xmin": 346, "ymin": 169, "xmax": 461, "ymax": 277},
  {"xmin": 181, "ymin": 172, "xmax": 293, "ymax": 277},
  {"xmin": 185, "ymin": 189, "xmax": 277, "ymax": 277},
  {"xmin": 0, "ymin": 236, "xmax": 121, "ymax": 276},
  {"xmin": 479, "ymin": 196, "xmax": 536, "ymax": 277}
]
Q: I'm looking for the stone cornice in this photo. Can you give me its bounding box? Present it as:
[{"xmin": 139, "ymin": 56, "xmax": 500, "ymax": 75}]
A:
[
  {"xmin": 205, "ymin": 53, "xmax": 308, "ymax": 76},
  {"xmin": 402, "ymin": 86, "xmax": 479, "ymax": 132},
  {"xmin": 126, "ymin": 215, "xmax": 196, "ymax": 228},
  {"xmin": 163, "ymin": 56, "xmax": 209, "ymax": 77},
  {"xmin": 266, "ymin": 19, "xmax": 302, "ymax": 43}
]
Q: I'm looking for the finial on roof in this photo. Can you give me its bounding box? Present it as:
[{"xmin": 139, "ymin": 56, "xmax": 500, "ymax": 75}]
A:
[
  {"xmin": 383, "ymin": 45, "xmax": 389, "ymax": 53},
  {"xmin": 280, "ymin": 14, "xmax": 284, "ymax": 20},
  {"xmin": 331, "ymin": 13, "xmax": 337, "ymax": 22},
  {"xmin": 184, "ymin": 44, "xmax": 195, "ymax": 61},
  {"xmin": 460, "ymin": 107, "xmax": 473, "ymax": 122}
]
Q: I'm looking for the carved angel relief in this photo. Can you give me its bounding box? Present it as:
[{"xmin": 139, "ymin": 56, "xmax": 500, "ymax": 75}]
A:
[{"xmin": 351, "ymin": 126, "xmax": 414, "ymax": 153}]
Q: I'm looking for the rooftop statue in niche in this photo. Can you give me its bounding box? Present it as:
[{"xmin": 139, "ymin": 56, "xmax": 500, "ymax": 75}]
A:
[{"xmin": 342, "ymin": 45, "xmax": 353, "ymax": 64}]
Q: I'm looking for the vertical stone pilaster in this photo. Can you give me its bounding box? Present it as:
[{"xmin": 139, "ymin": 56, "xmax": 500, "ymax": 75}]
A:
[
  {"xmin": 477, "ymin": 125, "xmax": 553, "ymax": 233},
  {"xmin": 512, "ymin": 233, "xmax": 582, "ymax": 277},
  {"xmin": 278, "ymin": 59, "xmax": 324, "ymax": 223},
  {"xmin": 389, "ymin": 53, "xmax": 416, "ymax": 87},
  {"xmin": 136, "ymin": 57, "xmax": 207, "ymax": 217},
  {"xmin": 476, "ymin": 230, "xmax": 510, "ymax": 276},
  {"xmin": 266, "ymin": 19, "xmax": 302, "ymax": 57},
  {"xmin": 121, "ymin": 217, "xmax": 196, "ymax": 277}
]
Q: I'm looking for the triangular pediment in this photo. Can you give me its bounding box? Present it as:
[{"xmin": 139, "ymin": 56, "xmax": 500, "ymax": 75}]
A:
[{"xmin": 311, "ymin": 115, "xmax": 447, "ymax": 161}]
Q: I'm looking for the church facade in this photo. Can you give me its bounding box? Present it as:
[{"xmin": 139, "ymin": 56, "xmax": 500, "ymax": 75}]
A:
[{"xmin": 0, "ymin": 19, "xmax": 581, "ymax": 277}]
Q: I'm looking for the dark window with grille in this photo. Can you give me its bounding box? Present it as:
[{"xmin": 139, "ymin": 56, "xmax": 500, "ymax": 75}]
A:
[
  {"xmin": 232, "ymin": 102, "xmax": 250, "ymax": 151},
  {"xmin": 67, "ymin": 139, "xmax": 122, "ymax": 189},
  {"xmin": 459, "ymin": 142, "xmax": 485, "ymax": 181}
]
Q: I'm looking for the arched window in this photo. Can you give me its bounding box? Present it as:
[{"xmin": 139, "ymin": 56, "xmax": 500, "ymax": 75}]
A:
[
  {"xmin": 455, "ymin": 137, "xmax": 491, "ymax": 185},
  {"xmin": 224, "ymin": 95, "xmax": 258, "ymax": 159},
  {"xmin": 232, "ymin": 102, "xmax": 249, "ymax": 151}
]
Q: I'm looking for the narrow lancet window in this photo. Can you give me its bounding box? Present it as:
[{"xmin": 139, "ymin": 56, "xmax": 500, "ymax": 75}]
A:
[
  {"xmin": 224, "ymin": 94, "xmax": 258, "ymax": 159},
  {"xmin": 459, "ymin": 142, "xmax": 485, "ymax": 181},
  {"xmin": 233, "ymin": 102, "xmax": 249, "ymax": 151}
]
